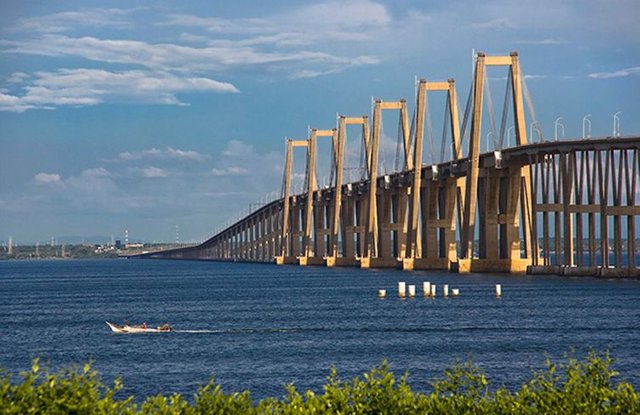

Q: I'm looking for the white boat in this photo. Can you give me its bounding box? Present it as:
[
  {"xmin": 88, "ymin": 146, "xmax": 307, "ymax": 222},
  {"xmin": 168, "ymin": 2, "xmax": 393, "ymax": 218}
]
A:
[{"xmin": 106, "ymin": 321, "xmax": 172, "ymax": 333}]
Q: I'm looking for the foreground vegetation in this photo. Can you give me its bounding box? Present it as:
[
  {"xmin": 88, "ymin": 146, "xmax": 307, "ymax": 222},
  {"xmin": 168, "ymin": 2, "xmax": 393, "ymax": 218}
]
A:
[{"xmin": 1, "ymin": 352, "xmax": 638, "ymax": 414}]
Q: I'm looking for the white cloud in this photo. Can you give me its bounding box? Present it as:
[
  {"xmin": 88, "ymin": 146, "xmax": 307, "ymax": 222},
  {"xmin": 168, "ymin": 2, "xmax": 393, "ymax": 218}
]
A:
[
  {"xmin": 164, "ymin": 15, "xmax": 270, "ymax": 35},
  {"xmin": 1, "ymin": 34, "xmax": 375, "ymax": 74},
  {"xmin": 291, "ymin": 55, "xmax": 380, "ymax": 79},
  {"xmin": 178, "ymin": 32, "xmax": 211, "ymax": 44},
  {"xmin": 13, "ymin": 8, "xmax": 133, "ymax": 33},
  {"xmin": 167, "ymin": 0, "xmax": 390, "ymax": 41},
  {"xmin": 66, "ymin": 168, "xmax": 117, "ymax": 194},
  {"xmin": 211, "ymin": 166, "xmax": 249, "ymax": 176},
  {"xmin": 0, "ymin": 92, "xmax": 36, "ymax": 112},
  {"xmin": 221, "ymin": 140, "xmax": 255, "ymax": 157},
  {"xmin": 7, "ymin": 72, "xmax": 30, "ymax": 83},
  {"xmin": 165, "ymin": 147, "xmax": 211, "ymax": 161},
  {"xmin": 139, "ymin": 166, "xmax": 169, "ymax": 178},
  {"xmin": 34, "ymin": 172, "xmax": 62, "ymax": 185},
  {"xmin": 81, "ymin": 167, "xmax": 110, "ymax": 178},
  {"xmin": 0, "ymin": 2, "xmax": 384, "ymax": 85},
  {"xmin": 15, "ymin": 141, "xmax": 286, "ymax": 240},
  {"xmin": 117, "ymin": 147, "xmax": 211, "ymax": 162},
  {"xmin": 588, "ymin": 66, "xmax": 640, "ymax": 79},
  {"xmin": 0, "ymin": 68, "xmax": 238, "ymax": 112},
  {"xmin": 119, "ymin": 148, "xmax": 161, "ymax": 161}
]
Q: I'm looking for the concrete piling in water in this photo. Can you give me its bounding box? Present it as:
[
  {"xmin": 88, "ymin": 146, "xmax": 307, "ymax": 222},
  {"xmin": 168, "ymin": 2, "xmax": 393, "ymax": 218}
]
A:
[
  {"xmin": 430, "ymin": 284, "xmax": 436, "ymax": 297},
  {"xmin": 398, "ymin": 282, "xmax": 406, "ymax": 298},
  {"xmin": 495, "ymin": 284, "xmax": 502, "ymax": 298},
  {"xmin": 378, "ymin": 289, "xmax": 386, "ymax": 298},
  {"xmin": 408, "ymin": 285, "xmax": 416, "ymax": 297},
  {"xmin": 443, "ymin": 284, "xmax": 449, "ymax": 298},
  {"xmin": 451, "ymin": 288, "xmax": 459, "ymax": 297},
  {"xmin": 423, "ymin": 281, "xmax": 431, "ymax": 297}
]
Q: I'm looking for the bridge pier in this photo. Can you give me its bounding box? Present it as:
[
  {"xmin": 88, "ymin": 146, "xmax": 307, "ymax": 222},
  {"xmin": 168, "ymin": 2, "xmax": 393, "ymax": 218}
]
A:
[
  {"xmin": 326, "ymin": 256, "xmax": 360, "ymax": 267},
  {"xmin": 275, "ymin": 255, "xmax": 298, "ymax": 265},
  {"xmin": 453, "ymin": 258, "xmax": 530, "ymax": 273},
  {"xmin": 360, "ymin": 257, "xmax": 401, "ymax": 269},
  {"xmin": 299, "ymin": 256, "xmax": 325, "ymax": 266},
  {"xmin": 402, "ymin": 258, "xmax": 452, "ymax": 271}
]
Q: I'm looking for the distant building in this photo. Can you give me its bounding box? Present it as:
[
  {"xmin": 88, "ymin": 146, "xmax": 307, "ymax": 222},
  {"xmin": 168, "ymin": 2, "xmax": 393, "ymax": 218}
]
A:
[{"xmin": 115, "ymin": 240, "xmax": 122, "ymax": 249}]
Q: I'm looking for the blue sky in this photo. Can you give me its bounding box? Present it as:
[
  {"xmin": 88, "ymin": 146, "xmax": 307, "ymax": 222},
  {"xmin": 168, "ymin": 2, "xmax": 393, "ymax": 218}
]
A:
[{"xmin": 1, "ymin": 0, "xmax": 638, "ymax": 244}]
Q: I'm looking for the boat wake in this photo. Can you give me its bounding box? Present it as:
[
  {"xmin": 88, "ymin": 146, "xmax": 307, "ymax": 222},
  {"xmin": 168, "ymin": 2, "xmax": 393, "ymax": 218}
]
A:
[{"xmin": 172, "ymin": 328, "xmax": 304, "ymax": 334}]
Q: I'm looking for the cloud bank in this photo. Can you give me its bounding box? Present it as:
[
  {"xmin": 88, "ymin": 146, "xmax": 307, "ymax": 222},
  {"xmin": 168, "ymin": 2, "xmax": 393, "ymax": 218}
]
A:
[
  {"xmin": 0, "ymin": 68, "xmax": 238, "ymax": 112},
  {"xmin": 0, "ymin": 1, "xmax": 387, "ymax": 112}
]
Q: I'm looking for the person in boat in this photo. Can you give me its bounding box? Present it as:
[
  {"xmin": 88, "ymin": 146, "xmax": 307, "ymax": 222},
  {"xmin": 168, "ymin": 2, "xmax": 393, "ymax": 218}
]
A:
[{"xmin": 142, "ymin": 322, "xmax": 147, "ymax": 329}]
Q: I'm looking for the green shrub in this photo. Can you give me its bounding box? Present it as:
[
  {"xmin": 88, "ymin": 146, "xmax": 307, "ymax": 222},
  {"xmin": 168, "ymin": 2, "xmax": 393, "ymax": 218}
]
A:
[
  {"xmin": 0, "ymin": 351, "xmax": 637, "ymax": 414},
  {"xmin": 0, "ymin": 359, "xmax": 135, "ymax": 414}
]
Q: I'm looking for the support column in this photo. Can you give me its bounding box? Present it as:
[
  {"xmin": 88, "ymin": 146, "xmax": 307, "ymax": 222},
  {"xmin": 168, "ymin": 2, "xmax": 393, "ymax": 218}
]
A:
[{"xmin": 560, "ymin": 153, "xmax": 575, "ymax": 266}]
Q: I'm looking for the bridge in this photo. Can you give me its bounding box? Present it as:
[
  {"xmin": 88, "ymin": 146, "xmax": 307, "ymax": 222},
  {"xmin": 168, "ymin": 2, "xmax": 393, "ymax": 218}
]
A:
[{"xmin": 140, "ymin": 52, "xmax": 640, "ymax": 277}]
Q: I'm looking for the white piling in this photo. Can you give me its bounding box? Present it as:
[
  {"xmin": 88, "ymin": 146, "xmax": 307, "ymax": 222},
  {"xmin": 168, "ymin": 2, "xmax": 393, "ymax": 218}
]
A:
[
  {"xmin": 423, "ymin": 281, "xmax": 431, "ymax": 297},
  {"xmin": 398, "ymin": 282, "xmax": 406, "ymax": 298},
  {"xmin": 408, "ymin": 284, "xmax": 416, "ymax": 297},
  {"xmin": 430, "ymin": 284, "xmax": 436, "ymax": 297},
  {"xmin": 451, "ymin": 288, "xmax": 460, "ymax": 297},
  {"xmin": 378, "ymin": 289, "xmax": 386, "ymax": 298},
  {"xmin": 495, "ymin": 284, "xmax": 502, "ymax": 297},
  {"xmin": 443, "ymin": 284, "xmax": 449, "ymax": 298}
]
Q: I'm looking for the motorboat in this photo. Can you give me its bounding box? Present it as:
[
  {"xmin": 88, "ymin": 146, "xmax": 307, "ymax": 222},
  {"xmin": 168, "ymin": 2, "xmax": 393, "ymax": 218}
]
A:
[{"xmin": 106, "ymin": 321, "xmax": 172, "ymax": 333}]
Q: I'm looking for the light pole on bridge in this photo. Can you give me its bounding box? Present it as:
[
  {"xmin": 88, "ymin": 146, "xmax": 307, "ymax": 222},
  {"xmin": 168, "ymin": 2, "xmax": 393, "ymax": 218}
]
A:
[
  {"xmin": 582, "ymin": 114, "xmax": 591, "ymax": 139},
  {"xmin": 613, "ymin": 112, "xmax": 621, "ymax": 137},
  {"xmin": 530, "ymin": 121, "xmax": 542, "ymax": 142},
  {"xmin": 554, "ymin": 117, "xmax": 565, "ymax": 141}
]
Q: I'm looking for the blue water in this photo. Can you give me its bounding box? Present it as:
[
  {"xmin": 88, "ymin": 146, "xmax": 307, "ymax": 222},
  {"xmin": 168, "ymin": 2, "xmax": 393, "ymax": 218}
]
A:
[{"xmin": 1, "ymin": 259, "xmax": 639, "ymax": 400}]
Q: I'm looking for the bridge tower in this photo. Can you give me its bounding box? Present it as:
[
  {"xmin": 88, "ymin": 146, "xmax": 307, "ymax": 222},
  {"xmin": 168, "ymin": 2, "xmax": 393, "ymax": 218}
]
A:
[
  {"xmin": 299, "ymin": 129, "xmax": 337, "ymax": 266},
  {"xmin": 361, "ymin": 99, "xmax": 412, "ymax": 268},
  {"xmin": 326, "ymin": 115, "xmax": 369, "ymax": 267},
  {"xmin": 457, "ymin": 51, "xmax": 536, "ymax": 272},
  {"xmin": 275, "ymin": 138, "xmax": 309, "ymax": 265},
  {"xmin": 403, "ymin": 78, "xmax": 463, "ymax": 271}
]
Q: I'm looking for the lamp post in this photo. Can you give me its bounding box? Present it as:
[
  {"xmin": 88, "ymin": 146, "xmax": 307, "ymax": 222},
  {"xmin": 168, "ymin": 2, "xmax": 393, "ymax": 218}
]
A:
[
  {"xmin": 613, "ymin": 112, "xmax": 621, "ymax": 137},
  {"xmin": 530, "ymin": 121, "xmax": 542, "ymax": 142},
  {"xmin": 554, "ymin": 117, "xmax": 565, "ymax": 141},
  {"xmin": 486, "ymin": 131, "xmax": 493, "ymax": 152},
  {"xmin": 582, "ymin": 114, "xmax": 591, "ymax": 139}
]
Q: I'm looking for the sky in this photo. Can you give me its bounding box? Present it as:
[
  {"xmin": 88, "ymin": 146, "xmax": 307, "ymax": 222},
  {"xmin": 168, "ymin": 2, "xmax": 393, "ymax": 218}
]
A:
[{"xmin": 1, "ymin": 0, "xmax": 638, "ymax": 244}]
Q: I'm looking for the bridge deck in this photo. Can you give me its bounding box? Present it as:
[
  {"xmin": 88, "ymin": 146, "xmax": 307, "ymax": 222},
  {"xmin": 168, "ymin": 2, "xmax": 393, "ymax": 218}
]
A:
[{"xmin": 138, "ymin": 136, "xmax": 639, "ymax": 278}]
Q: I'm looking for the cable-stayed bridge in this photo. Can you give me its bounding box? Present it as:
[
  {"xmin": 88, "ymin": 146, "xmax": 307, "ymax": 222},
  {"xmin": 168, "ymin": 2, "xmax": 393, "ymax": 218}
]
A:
[{"xmin": 139, "ymin": 52, "xmax": 640, "ymax": 277}]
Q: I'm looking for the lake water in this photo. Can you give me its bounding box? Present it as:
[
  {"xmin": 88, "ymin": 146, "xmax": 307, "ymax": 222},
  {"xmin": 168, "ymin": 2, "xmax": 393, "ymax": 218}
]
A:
[{"xmin": 1, "ymin": 259, "xmax": 639, "ymax": 400}]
